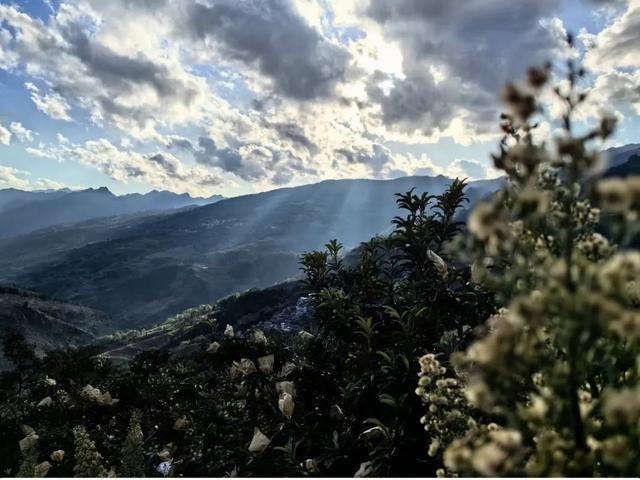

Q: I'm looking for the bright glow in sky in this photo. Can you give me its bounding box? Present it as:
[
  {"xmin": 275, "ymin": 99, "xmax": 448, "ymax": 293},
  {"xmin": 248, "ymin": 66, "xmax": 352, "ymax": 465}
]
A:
[{"xmin": 0, "ymin": 0, "xmax": 638, "ymax": 196}]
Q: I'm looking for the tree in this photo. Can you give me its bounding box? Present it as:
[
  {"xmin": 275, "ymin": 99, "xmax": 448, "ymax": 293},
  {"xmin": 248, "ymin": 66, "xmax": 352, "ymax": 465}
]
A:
[
  {"xmin": 73, "ymin": 426, "xmax": 106, "ymax": 478},
  {"xmin": 121, "ymin": 410, "xmax": 145, "ymax": 477},
  {"xmin": 1, "ymin": 328, "xmax": 37, "ymax": 392}
]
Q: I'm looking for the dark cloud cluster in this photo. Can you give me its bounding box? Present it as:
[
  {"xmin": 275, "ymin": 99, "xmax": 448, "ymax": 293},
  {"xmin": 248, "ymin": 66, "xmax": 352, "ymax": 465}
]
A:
[
  {"xmin": 181, "ymin": 0, "xmax": 351, "ymax": 100},
  {"xmin": 269, "ymin": 122, "xmax": 318, "ymax": 153},
  {"xmin": 364, "ymin": 0, "xmax": 563, "ymax": 133},
  {"xmin": 0, "ymin": 3, "xmax": 202, "ymax": 134},
  {"xmin": 168, "ymin": 135, "xmax": 265, "ymax": 181},
  {"xmin": 335, "ymin": 143, "xmax": 391, "ymax": 172}
]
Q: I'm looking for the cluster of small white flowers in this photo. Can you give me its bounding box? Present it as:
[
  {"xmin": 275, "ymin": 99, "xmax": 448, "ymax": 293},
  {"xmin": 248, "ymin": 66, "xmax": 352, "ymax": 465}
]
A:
[
  {"xmin": 81, "ymin": 385, "xmax": 119, "ymax": 406},
  {"xmin": 598, "ymin": 252, "xmax": 640, "ymax": 294},
  {"xmin": 596, "ymin": 177, "xmax": 640, "ymax": 219},
  {"xmin": 416, "ymin": 354, "xmax": 473, "ymax": 467},
  {"xmin": 468, "ymin": 201, "xmax": 512, "ymax": 256},
  {"xmin": 602, "ymin": 387, "xmax": 640, "ymax": 426},
  {"xmin": 576, "ymin": 232, "xmax": 613, "ymax": 260}
]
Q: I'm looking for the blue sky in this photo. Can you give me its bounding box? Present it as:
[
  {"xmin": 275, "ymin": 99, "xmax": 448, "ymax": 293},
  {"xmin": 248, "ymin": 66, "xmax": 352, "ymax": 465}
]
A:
[{"xmin": 0, "ymin": 0, "xmax": 638, "ymax": 197}]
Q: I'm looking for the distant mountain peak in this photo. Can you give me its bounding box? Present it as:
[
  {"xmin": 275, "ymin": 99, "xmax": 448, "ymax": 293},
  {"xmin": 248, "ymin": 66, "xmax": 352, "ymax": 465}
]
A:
[{"xmin": 81, "ymin": 186, "xmax": 113, "ymax": 195}]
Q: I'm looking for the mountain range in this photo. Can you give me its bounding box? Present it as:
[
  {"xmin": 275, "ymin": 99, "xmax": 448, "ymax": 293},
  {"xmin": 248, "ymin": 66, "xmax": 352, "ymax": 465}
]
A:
[
  {"xmin": 0, "ymin": 187, "xmax": 223, "ymax": 238},
  {"xmin": 0, "ymin": 143, "xmax": 638, "ymax": 345},
  {"xmin": 0, "ymin": 175, "xmax": 502, "ymax": 329}
]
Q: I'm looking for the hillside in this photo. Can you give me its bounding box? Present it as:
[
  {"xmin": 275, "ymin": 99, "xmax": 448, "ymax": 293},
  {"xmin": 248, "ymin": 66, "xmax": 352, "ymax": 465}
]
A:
[
  {"xmin": 0, "ymin": 187, "xmax": 223, "ymax": 239},
  {"xmin": 0, "ymin": 209, "xmax": 194, "ymax": 280},
  {"xmin": 96, "ymin": 280, "xmax": 309, "ymax": 362},
  {"xmin": 603, "ymin": 153, "xmax": 640, "ymax": 178},
  {"xmin": 0, "ymin": 285, "xmax": 111, "ymax": 368},
  {"xmin": 0, "ymin": 175, "xmax": 502, "ymax": 329}
]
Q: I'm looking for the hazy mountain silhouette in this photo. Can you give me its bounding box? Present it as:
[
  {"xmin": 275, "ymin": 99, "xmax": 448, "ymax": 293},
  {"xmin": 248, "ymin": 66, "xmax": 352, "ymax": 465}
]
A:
[
  {"xmin": 1, "ymin": 175, "xmax": 501, "ymax": 329},
  {"xmin": 603, "ymin": 143, "xmax": 640, "ymax": 169},
  {"xmin": 0, "ymin": 187, "xmax": 223, "ymax": 238}
]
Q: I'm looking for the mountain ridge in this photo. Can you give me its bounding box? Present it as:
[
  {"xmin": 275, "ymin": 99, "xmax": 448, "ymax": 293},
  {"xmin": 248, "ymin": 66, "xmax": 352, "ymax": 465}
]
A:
[
  {"xmin": 0, "ymin": 186, "xmax": 224, "ymax": 239},
  {"xmin": 2, "ymin": 174, "xmax": 502, "ymax": 329}
]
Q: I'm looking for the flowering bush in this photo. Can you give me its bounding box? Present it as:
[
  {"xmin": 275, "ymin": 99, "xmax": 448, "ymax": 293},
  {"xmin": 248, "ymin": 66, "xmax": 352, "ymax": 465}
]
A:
[{"xmin": 418, "ymin": 44, "xmax": 640, "ymax": 477}]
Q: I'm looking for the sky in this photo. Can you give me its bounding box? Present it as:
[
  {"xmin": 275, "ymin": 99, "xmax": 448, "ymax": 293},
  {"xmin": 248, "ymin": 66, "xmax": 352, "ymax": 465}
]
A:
[{"xmin": 0, "ymin": 0, "xmax": 638, "ymax": 197}]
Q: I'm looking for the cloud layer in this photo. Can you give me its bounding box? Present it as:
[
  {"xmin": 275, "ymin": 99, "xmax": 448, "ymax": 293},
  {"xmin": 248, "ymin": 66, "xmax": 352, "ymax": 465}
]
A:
[{"xmin": 0, "ymin": 0, "xmax": 637, "ymax": 194}]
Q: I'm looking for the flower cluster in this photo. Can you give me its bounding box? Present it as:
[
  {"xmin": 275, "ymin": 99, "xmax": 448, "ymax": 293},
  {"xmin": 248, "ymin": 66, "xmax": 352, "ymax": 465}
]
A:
[{"xmin": 418, "ymin": 51, "xmax": 640, "ymax": 477}]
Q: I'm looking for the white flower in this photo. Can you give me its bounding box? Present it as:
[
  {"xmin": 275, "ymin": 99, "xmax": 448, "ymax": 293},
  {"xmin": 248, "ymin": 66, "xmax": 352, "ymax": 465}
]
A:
[
  {"xmin": 248, "ymin": 427, "xmax": 270, "ymax": 453},
  {"xmin": 427, "ymin": 250, "xmax": 448, "ymax": 278},
  {"xmin": 224, "ymin": 324, "xmax": 235, "ymax": 337},
  {"xmin": 252, "ymin": 330, "xmax": 268, "ymax": 345},
  {"xmin": 304, "ymin": 459, "xmax": 319, "ymax": 472},
  {"xmin": 157, "ymin": 460, "xmax": 173, "ymax": 477},
  {"xmin": 428, "ymin": 438, "xmax": 441, "ymax": 457},
  {"xmin": 471, "ymin": 443, "xmax": 507, "ymax": 477},
  {"xmin": 34, "ymin": 461, "xmax": 51, "ymax": 478},
  {"xmin": 37, "ymin": 396, "xmax": 52, "ymax": 408},
  {"xmin": 276, "ymin": 381, "xmax": 296, "ymax": 397},
  {"xmin": 354, "ymin": 461, "xmax": 374, "ymax": 477},
  {"xmin": 206, "ymin": 341, "xmax": 220, "ymax": 353},
  {"xmin": 602, "ymin": 387, "xmax": 640, "ymax": 426},
  {"xmin": 19, "ymin": 433, "xmax": 38, "ymax": 452},
  {"xmin": 230, "ymin": 359, "xmax": 257, "ymax": 380},
  {"xmin": 81, "ymin": 385, "xmax": 119, "ymax": 406},
  {"xmin": 258, "ymin": 354, "xmax": 274, "ymax": 374},
  {"xmin": 50, "ymin": 450, "xmax": 65, "ymax": 463},
  {"xmin": 298, "ymin": 330, "xmax": 314, "ymax": 343},
  {"xmin": 43, "ymin": 376, "xmax": 57, "ymax": 387},
  {"xmin": 278, "ymin": 392, "xmax": 295, "ymax": 419}
]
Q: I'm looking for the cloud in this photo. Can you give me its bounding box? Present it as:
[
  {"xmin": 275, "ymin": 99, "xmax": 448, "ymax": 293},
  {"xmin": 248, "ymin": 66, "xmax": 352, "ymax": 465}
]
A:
[
  {"xmin": 0, "ymin": 123, "xmax": 10, "ymax": 145},
  {"xmin": 361, "ymin": 0, "xmax": 564, "ymax": 136},
  {"xmin": 0, "ymin": 3, "xmax": 207, "ymax": 139},
  {"xmin": 269, "ymin": 122, "xmax": 318, "ymax": 153},
  {"xmin": 2, "ymin": 0, "xmax": 636, "ymax": 195},
  {"xmin": 26, "ymin": 82, "xmax": 73, "ymax": 121},
  {"xmin": 168, "ymin": 134, "xmax": 269, "ymax": 181},
  {"xmin": 9, "ymin": 122, "xmax": 34, "ymax": 142},
  {"xmin": 584, "ymin": 0, "xmax": 640, "ymax": 71},
  {"xmin": 583, "ymin": 69, "xmax": 640, "ymax": 118},
  {"xmin": 181, "ymin": 0, "xmax": 352, "ymax": 100},
  {"xmin": 28, "ymin": 138, "xmax": 223, "ymax": 194},
  {"xmin": 0, "ymin": 164, "xmax": 66, "ymax": 190},
  {"xmin": 449, "ymin": 159, "xmax": 488, "ymax": 180},
  {"xmin": 335, "ymin": 143, "xmax": 391, "ymax": 172}
]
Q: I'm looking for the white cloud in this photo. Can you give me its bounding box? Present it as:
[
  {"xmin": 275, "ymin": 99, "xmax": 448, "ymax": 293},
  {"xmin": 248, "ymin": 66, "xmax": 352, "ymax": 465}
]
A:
[
  {"xmin": 0, "ymin": 164, "xmax": 66, "ymax": 191},
  {"xmin": 1, "ymin": 0, "xmax": 637, "ymax": 195},
  {"xmin": 27, "ymin": 138, "xmax": 226, "ymax": 196},
  {"xmin": 9, "ymin": 122, "xmax": 34, "ymax": 142},
  {"xmin": 584, "ymin": 0, "xmax": 640, "ymax": 71},
  {"xmin": 0, "ymin": 122, "xmax": 10, "ymax": 145},
  {"xmin": 29, "ymin": 88, "xmax": 73, "ymax": 121}
]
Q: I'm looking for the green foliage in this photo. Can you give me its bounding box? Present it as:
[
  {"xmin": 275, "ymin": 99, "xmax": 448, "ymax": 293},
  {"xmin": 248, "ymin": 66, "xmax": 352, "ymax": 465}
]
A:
[
  {"xmin": 72, "ymin": 426, "xmax": 106, "ymax": 478},
  {"xmin": 121, "ymin": 410, "xmax": 145, "ymax": 477},
  {"xmin": 16, "ymin": 445, "xmax": 37, "ymax": 478}
]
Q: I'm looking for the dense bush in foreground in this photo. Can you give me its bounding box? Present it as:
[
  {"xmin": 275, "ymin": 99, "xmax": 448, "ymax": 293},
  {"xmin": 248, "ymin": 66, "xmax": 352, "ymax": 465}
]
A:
[{"xmin": 0, "ymin": 173, "xmax": 493, "ymax": 476}]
